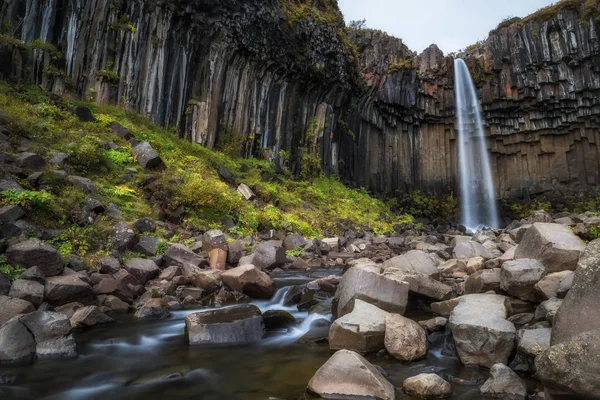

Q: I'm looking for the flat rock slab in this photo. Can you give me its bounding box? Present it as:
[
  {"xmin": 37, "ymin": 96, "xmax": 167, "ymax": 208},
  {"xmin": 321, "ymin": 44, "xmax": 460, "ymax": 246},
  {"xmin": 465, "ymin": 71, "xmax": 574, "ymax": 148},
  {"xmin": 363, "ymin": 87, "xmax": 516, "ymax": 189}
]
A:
[
  {"xmin": 308, "ymin": 349, "xmax": 395, "ymax": 400},
  {"xmin": 500, "ymin": 259, "xmax": 546, "ymax": 302},
  {"xmin": 6, "ymin": 238, "xmax": 63, "ymax": 277},
  {"xmin": 382, "ymin": 250, "xmax": 438, "ymax": 277},
  {"xmin": 44, "ymin": 275, "xmax": 95, "ymax": 307},
  {"xmin": 185, "ymin": 304, "xmax": 264, "ymax": 345},
  {"xmin": 329, "ymin": 299, "xmax": 389, "ymax": 354},
  {"xmin": 123, "ymin": 259, "xmax": 159, "ymax": 285},
  {"xmin": 449, "ymin": 294, "xmax": 516, "ymax": 367}
]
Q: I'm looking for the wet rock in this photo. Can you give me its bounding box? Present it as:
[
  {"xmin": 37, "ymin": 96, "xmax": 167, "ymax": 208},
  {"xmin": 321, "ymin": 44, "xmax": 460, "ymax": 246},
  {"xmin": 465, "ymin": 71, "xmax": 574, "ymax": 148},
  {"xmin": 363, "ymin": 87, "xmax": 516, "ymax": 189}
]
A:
[
  {"xmin": 0, "ymin": 318, "xmax": 35, "ymax": 364},
  {"xmin": 517, "ymin": 328, "xmax": 551, "ymax": 357},
  {"xmin": 44, "ymin": 275, "xmax": 95, "ymax": 306},
  {"xmin": 185, "ymin": 304, "xmax": 264, "ymax": 345},
  {"xmin": 307, "ymin": 349, "xmax": 395, "ymax": 400},
  {"xmin": 329, "ymin": 300, "xmax": 389, "ymax": 354},
  {"xmin": 263, "ymin": 310, "xmax": 296, "ymax": 330},
  {"xmin": 6, "ymin": 238, "xmax": 63, "ymax": 277},
  {"xmin": 132, "ymin": 142, "xmax": 164, "ymax": 170},
  {"xmin": 384, "ymin": 313, "xmax": 428, "ymax": 361},
  {"xmin": 134, "ymin": 298, "xmax": 171, "ymax": 320},
  {"xmin": 133, "ymin": 235, "xmax": 159, "ymax": 256},
  {"xmin": 382, "ymin": 250, "xmax": 438, "ymax": 277},
  {"xmin": 133, "ymin": 217, "xmax": 157, "ymax": 233},
  {"xmin": 465, "ymin": 268, "xmax": 501, "ymax": 294},
  {"xmin": 70, "ymin": 306, "xmax": 114, "ymax": 328},
  {"xmin": 16, "ymin": 152, "xmax": 45, "ymax": 170},
  {"xmin": 165, "ymin": 244, "xmax": 205, "ymax": 268},
  {"xmin": 19, "ymin": 311, "xmax": 75, "ymax": 358},
  {"xmin": 111, "ymin": 222, "xmax": 138, "ymax": 252},
  {"xmin": 252, "ymin": 242, "xmax": 286, "ymax": 270},
  {"xmin": 515, "ymin": 223, "xmax": 586, "ymax": 273},
  {"xmin": 123, "ymin": 259, "xmax": 160, "ymax": 285},
  {"xmin": 449, "ymin": 294, "xmax": 516, "ymax": 367},
  {"xmin": 9, "ymin": 279, "xmax": 44, "ymax": 307},
  {"xmin": 402, "ymin": 373, "xmax": 452, "ymax": 399},
  {"xmin": 336, "ymin": 264, "xmax": 409, "ymax": 317},
  {"xmin": 534, "ymin": 271, "xmax": 571, "ymax": 300},
  {"xmin": 480, "ymin": 363, "xmax": 527, "ymax": 399},
  {"xmin": 221, "ymin": 265, "xmax": 276, "ymax": 299},
  {"xmin": 0, "ymin": 295, "xmax": 35, "ymax": 325},
  {"xmin": 99, "ymin": 256, "xmax": 121, "ymax": 274},
  {"xmin": 500, "ymin": 259, "xmax": 546, "ymax": 302}
]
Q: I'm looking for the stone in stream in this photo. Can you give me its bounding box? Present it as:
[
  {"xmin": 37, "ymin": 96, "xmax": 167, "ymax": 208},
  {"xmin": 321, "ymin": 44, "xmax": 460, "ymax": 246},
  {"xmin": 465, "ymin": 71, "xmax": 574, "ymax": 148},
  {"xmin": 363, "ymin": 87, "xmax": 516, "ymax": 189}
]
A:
[
  {"xmin": 514, "ymin": 223, "xmax": 586, "ymax": 273},
  {"xmin": 9, "ymin": 279, "xmax": 44, "ymax": 307},
  {"xmin": 500, "ymin": 259, "xmax": 546, "ymax": 302},
  {"xmin": 221, "ymin": 265, "xmax": 276, "ymax": 299},
  {"xmin": 384, "ymin": 313, "xmax": 428, "ymax": 362},
  {"xmin": 479, "ymin": 363, "xmax": 527, "ymax": 399},
  {"xmin": 134, "ymin": 298, "xmax": 171, "ymax": 320},
  {"xmin": 185, "ymin": 304, "xmax": 264, "ymax": 345},
  {"xmin": 252, "ymin": 242, "xmax": 287, "ymax": 270},
  {"xmin": 44, "ymin": 275, "xmax": 95, "ymax": 306},
  {"xmin": 5, "ymin": 238, "xmax": 63, "ymax": 277},
  {"xmin": 448, "ymin": 294, "xmax": 516, "ymax": 367},
  {"xmin": 263, "ymin": 310, "xmax": 296, "ymax": 330},
  {"xmin": 123, "ymin": 258, "xmax": 160, "ymax": 285},
  {"xmin": 384, "ymin": 270, "xmax": 453, "ymax": 300},
  {"xmin": 132, "ymin": 141, "xmax": 164, "ymax": 170},
  {"xmin": 382, "ymin": 250, "xmax": 439, "ymax": 277},
  {"xmin": 0, "ymin": 317, "xmax": 36, "ymax": 364},
  {"xmin": 402, "ymin": 373, "xmax": 452, "ymax": 399},
  {"xmin": 19, "ymin": 311, "xmax": 76, "ymax": 359},
  {"xmin": 336, "ymin": 264, "xmax": 409, "ymax": 317},
  {"xmin": 307, "ymin": 349, "xmax": 395, "ymax": 400},
  {"xmin": 70, "ymin": 306, "xmax": 114, "ymax": 328},
  {"xmin": 329, "ymin": 300, "xmax": 389, "ymax": 354}
]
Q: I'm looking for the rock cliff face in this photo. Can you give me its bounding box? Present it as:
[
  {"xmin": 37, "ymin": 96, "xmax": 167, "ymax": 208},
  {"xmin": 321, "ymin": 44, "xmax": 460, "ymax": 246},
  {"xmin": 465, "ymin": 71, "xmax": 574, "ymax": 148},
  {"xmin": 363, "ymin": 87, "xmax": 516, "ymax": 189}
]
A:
[{"xmin": 1, "ymin": 0, "xmax": 600, "ymax": 201}]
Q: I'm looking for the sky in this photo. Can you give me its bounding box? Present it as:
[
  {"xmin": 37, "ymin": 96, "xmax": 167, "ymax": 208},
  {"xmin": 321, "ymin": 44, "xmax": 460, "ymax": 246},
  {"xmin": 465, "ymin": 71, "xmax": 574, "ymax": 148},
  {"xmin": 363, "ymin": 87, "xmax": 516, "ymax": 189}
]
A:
[{"xmin": 338, "ymin": 0, "xmax": 557, "ymax": 54}]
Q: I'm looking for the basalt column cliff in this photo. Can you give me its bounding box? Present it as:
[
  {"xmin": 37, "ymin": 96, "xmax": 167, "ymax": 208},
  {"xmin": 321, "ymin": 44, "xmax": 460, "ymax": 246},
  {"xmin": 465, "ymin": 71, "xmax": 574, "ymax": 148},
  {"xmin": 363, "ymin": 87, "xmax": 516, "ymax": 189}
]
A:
[{"xmin": 1, "ymin": 0, "xmax": 600, "ymax": 200}]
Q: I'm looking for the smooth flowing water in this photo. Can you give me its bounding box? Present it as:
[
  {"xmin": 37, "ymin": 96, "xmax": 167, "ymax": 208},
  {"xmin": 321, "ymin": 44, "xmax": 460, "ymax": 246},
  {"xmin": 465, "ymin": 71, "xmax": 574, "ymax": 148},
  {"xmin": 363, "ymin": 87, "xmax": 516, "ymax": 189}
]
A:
[
  {"xmin": 454, "ymin": 58, "xmax": 499, "ymax": 231},
  {"xmin": 0, "ymin": 270, "xmax": 492, "ymax": 400}
]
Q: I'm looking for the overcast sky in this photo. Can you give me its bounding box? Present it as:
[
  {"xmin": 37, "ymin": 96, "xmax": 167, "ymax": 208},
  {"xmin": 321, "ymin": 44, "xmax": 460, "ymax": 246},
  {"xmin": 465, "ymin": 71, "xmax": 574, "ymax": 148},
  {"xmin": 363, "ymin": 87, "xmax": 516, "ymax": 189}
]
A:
[{"xmin": 338, "ymin": 0, "xmax": 557, "ymax": 54}]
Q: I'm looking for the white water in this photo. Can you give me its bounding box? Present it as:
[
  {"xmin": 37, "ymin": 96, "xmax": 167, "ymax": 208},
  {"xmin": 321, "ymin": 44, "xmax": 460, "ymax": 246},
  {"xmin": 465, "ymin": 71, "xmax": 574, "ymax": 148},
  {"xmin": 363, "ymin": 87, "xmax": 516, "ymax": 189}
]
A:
[{"xmin": 454, "ymin": 59, "xmax": 500, "ymax": 231}]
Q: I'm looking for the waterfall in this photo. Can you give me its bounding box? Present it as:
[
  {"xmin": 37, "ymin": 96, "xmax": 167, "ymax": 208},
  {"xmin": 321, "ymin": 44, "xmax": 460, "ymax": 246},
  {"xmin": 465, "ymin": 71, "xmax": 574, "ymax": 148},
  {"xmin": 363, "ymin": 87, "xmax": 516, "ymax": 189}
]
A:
[{"xmin": 454, "ymin": 59, "xmax": 499, "ymax": 231}]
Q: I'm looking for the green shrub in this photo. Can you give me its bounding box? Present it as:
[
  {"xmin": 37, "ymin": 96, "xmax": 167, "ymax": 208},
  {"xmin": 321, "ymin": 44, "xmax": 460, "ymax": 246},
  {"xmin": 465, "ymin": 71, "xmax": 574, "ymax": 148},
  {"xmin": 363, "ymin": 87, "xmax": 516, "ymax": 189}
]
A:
[
  {"xmin": 388, "ymin": 57, "xmax": 414, "ymax": 74},
  {"xmin": 66, "ymin": 136, "xmax": 108, "ymax": 174},
  {"xmin": 0, "ymin": 255, "xmax": 25, "ymax": 280},
  {"xmin": 30, "ymin": 38, "xmax": 62, "ymax": 59},
  {"xmin": 106, "ymin": 149, "xmax": 133, "ymax": 165},
  {"xmin": 51, "ymin": 225, "xmax": 101, "ymax": 258},
  {"xmin": 0, "ymin": 189, "xmax": 52, "ymax": 210}
]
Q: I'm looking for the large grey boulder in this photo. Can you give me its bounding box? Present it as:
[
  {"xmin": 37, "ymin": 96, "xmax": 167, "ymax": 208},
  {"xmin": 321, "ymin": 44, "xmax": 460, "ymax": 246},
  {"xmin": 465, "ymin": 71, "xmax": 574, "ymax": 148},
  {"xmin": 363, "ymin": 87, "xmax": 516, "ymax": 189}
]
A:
[
  {"xmin": 0, "ymin": 317, "xmax": 35, "ymax": 364},
  {"xmin": 165, "ymin": 244, "xmax": 205, "ymax": 268},
  {"xmin": 465, "ymin": 268, "xmax": 501, "ymax": 294},
  {"xmin": 329, "ymin": 300, "xmax": 388, "ymax": 354},
  {"xmin": 134, "ymin": 298, "xmax": 171, "ymax": 320},
  {"xmin": 93, "ymin": 278, "xmax": 134, "ymax": 303},
  {"xmin": 221, "ymin": 265, "xmax": 276, "ymax": 299},
  {"xmin": 185, "ymin": 304, "xmax": 264, "ymax": 345},
  {"xmin": 16, "ymin": 152, "xmax": 45, "ymax": 170},
  {"xmin": 132, "ymin": 141, "xmax": 164, "ymax": 170},
  {"xmin": 385, "ymin": 313, "xmax": 428, "ymax": 362},
  {"xmin": 44, "ymin": 275, "xmax": 95, "ymax": 306},
  {"xmin": 6, "ymin": 238, "xmax": 63, "ymax": 277},
  {"xmin": 534, "ymin": 271, "xmax": 571, "ymax": 300},
  {"xmin": 449, "ymin": 294, "xmax": 516, "ymax": 367},
  {"xmin": 517, "ymin": 328, "xmax": 551, "ymax": 358},
  {"xmin": 535, "ymin": 298, "xmax": 562, "ymax": 325},
  {"xmin": 454, "ymin": 240, "xmax": 500, "ymax": 260},
  {"xmin": 500, "ymin": 259, "xmax": 546, "ymax": 302},
  {"xmin": 111, "ymin": 222, "xmax": 138, "ymax": 252},
  {"xmin": 384, "ymin": 270, "xmax": 453, "ymax": 300},
  {"xmin": 403, "ymin": 374, "xmax": 452, "ymax": 399},
  {"xmin": 382, "ymin": 250, "xmax": 438, "ymax": 277},
  {"xmin": 480, "ymin": 363, "xmax": 527, "ymax": 399},
  {"xmin": 515, "ymin": 223, "xmax": 586, "ymax": 273},
  {"xmin": 252, "ymin": 242, "xmax": 286, "ymax": 270},
  {"xmin": 336, "ymin": 264, "xmax": 409, "ymax": 317},
  {"xmin": 123, "ymin": 258, "xmax": 159, "ymax": 285},
  {"xmin": 9, "ymin": 279, "xmax": 44, "ymax": 307},
  {"xmin": 19, "ymin": 311, "xmax": 76, "ymax": 358},
  {"xmin": 70, "ymin": 306, "xmax": 114, "ymax": 328},
  {"xmin": 307, "ymin": 349, "xmax": 395, "ymax": 400},
  {"xmin": 99, "ymin": 257, "xmax": 121, "ymax": 274},
  {"xmin": 0, "ymin": 295, "xmax": 35, "ymax": 325}
]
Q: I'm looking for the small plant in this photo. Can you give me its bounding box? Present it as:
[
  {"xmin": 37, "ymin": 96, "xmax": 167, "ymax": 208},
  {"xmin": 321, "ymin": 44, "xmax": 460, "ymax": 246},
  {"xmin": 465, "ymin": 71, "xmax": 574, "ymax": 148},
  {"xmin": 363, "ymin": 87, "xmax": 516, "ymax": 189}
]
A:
[
  {"xmin": 106, "ymin": 149, "xmax": 133, "ymax": 165},
  {"xmin": 30, "ymin": 38, "xmax": 62, "ymax": 59},
  {"xmin": 96, "ymin": 69, "xmax": 120, "ymax": 85},
  {"xmin": 286, "ymin": 247, "xmax": 305, "ymax": 257},
  {"xmin": 51, "ymin": 225, "xmax": 99, "ymax": 257},
  {"xmin": 0, "ymin": 255, "xmax": 25, "ymax": 281},
  {"xmin": 388, "ymin": 57, "xmax": 414, "ymax": 74},
  {"xmin": 156, "ymin": 241, "xmax": 169, "ymax": 255},
  {"xmin": 0, "ymin": 189, "xmax": 52, "ymax": 210},
  {"xmin": 66, "ymin": 135, "xmax": 108, "ymax": 174}
]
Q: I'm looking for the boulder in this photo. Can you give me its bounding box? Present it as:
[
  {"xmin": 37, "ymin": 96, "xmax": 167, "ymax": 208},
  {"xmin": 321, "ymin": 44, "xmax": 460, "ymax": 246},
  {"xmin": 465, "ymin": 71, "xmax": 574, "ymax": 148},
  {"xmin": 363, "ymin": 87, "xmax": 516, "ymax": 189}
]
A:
[
  {"xmin": 111, "ymin": 222, "xmax": 138, "ymax": 252},
  {"xmin": 19, "ymin": 267, "xmax": 45, "ymax": 284},
  {"xmin": 123, "ymin": 259, "xmax": 160, "ymax": 285},
  {"xmin": 382, "ymin": 250, "xmax": 438, "ymax": 277},
  {"xmin": 534, "ymin": 271, "xmax": 571, "ymax": 300},
  {"xmin": 252, "ymin": 242, "xmax": 286, "ymax": 270},
  {"xmin": 464, "ymin": 268, "xmax": 501, "ymax": 294},
  {"xmin": 132, "ymin": 141, "xmax": 164, "ymax": 170},
  {"xmin": 336, "ymin": 264, "xmax": 409, "ymax": 317},
  {"xmin": 0, "ymin": 273, "xmax": 10, "ymax": 295},
  {"xmin": 0, "ymin": 295, "xmax": 35, "ymax": 325},
  {"xmin": 237, "ymin": 183, "xmax": 256, "ymax": 200},
  {"xmin": 109, "ymin": 121, "xmax": 133, "ymax": 140},
  {"xmin": 99, "ymin": 256, "xmax": 121, "ymax": 274},
  {"xmin": 134, "ymin": 298, "xmax": 171, "ymax": 320},
  {"xmin": 329, "ymin": 300, "xmax": 389, "ymax": 354},
  {"xmin": 165, "ymin": 244, "xmax": 205, "ymax": 268},
  {"xmin": 500, "ymin": 259, "xmax": 546, "ymax": 302},
  {"xmin": 6, "ymin": 239, "xmax": 63, "ymax": 277},
  {"xmin": 133, "ymin": 235, "xmax": 159, "ymax": 256},
  {"xmin": 0, "ymin": 318, "xmax": 35, "ymax": 364},
  {"xmin": 282, "ymin": 234, "xmax": 306, "ymax": 251},
  {"xmin": 94, "ymin": 278, "xmax": 134, "ymax": 303},
  {"xmin": 0, "ymin": 205, "xmax": 24, "ymax": 223},
  {"xmin": 384, "ymin": 270, "xmax": 453, "ymax": 300},
  {"xmin": 194, "ymin": 270, "xmax": 222, "ymax": 291},
  {"xmin": 402, "ymin": 374, "xmax": 452, "ymax": 399},
  {"xmin": 308, "ymin": 349, "xmax": 395, "ymax": 400},
  {"xmin": 70, "ymin": 306, "xmax": 114, "ymax": 328},
  {"xmin": 552, "ymin": 239, "xmax": 600, "ymax": 345},
  {"xmin": 535, "ymin": 298, "xmax": 562, "ymax": 324},
  {"xmin": 263, "ymin": 310, "xmax": 296, "ymax": 330},
  {"xmin": 438, "ymin": 259, "xmax": 467, "ymax": 277},
  {"xmin": 556, "ymin": 271, "xmax": 574, "ymax": 298},
  {"xmin": 514, "ymin": 223, "xmax": 586, "ymax": 273},
  {"xmin": 19, "ymin": 311, "xmax": 76, "ymax": 358},
  {"xmin": 54, "ymin": 302, "xmax": 84, "ymax": 318},
  {"xmin": 536, "ymin": 329, "xmax": 600, "ymax": 398},
  {"xmin": 185, "ymin": 304, "xmax": 264, "ymax": 345},
  {"xmin": 202, "ymin": 230, "xmax": 227, "ymax": 252},
  {"xmin": 384, "ymin": 313, "xmax": 428, "ymax": 361},
  {"xmin": 448, "ymin": 294, "xmax": 516, "ymax": 367},
  {"xmin": 44, "ymin": 275, "xmax": 95, "ymax": 306},
  {"xmin": 480, "ymin": 363, "xmax": 527, "ymax": 399},
  {"xmin": 9, "ymin": 279, "xmax": 44, "ymax": 307},
  {"xmin": 419, "ymin": 317, "xmax": 448, "ymax": 332},
  {"xmin": 16, "ymin": 152, "xmax": 45, "ymax": 170},
  {"xmin": 227, "ymin": 240, "xmax": 246, "ymax": 264},
  {"xmin": 104, "ymin": 295, "xmax": 130, "ymax": 313},
  {"xmin": 517, "ymin": 328, "xmax": 551, "ymax": 358},
  {"xmin": 133, "ymin": 217, "xmax": 156, "ymax": 233},
  {"xmin": 454, "ymin": 240, "xmax": 499, "ymax": 260},
  {"xmin": 221, "ymin": 265, "xmax": 276, "ymax": 299},
  {"xmin": 209, "ymin": 248, "xmax": 227, "ymax": 270}
]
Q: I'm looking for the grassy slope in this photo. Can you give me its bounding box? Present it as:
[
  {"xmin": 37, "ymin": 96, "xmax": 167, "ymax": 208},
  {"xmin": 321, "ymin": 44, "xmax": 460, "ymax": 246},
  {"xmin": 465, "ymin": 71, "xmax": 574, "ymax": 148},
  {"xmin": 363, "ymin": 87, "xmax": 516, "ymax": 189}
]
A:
[{"xmin": 0, "ymin": 81, "xmax": 415, "ymax": 263}]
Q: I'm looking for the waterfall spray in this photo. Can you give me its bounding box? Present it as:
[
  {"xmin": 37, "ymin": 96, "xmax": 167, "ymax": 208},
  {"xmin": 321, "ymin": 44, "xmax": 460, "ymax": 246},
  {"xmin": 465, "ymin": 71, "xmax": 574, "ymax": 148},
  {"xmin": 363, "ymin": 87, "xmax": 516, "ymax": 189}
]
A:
[{"xmin": 454, "ymin": 59, "xmax": 499, "ymax": 231}]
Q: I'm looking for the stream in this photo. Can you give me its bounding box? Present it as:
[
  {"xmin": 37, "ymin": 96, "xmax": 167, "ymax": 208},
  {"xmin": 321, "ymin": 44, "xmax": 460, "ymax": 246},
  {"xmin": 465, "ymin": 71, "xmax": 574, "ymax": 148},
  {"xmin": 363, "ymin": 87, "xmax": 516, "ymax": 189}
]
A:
[{"xmin": 0, "ymin": 270, "xmax": 490, "ymax": 400}]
